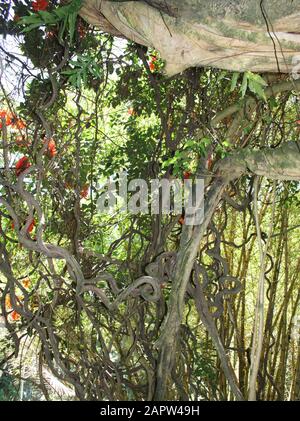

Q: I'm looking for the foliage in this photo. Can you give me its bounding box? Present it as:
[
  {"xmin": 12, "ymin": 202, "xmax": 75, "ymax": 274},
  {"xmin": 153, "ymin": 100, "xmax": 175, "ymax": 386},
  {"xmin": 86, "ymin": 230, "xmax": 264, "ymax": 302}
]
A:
[{"xmin": 231, "ymin": 71, "xmax": 268, "ymax": 101}]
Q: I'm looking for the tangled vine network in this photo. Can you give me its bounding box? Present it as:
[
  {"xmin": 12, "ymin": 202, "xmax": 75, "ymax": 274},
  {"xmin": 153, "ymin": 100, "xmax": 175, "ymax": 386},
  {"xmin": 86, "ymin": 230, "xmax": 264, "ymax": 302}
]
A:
[{"xmin": 0, "ymin": 0, "xmax": 300, "ymax": 402}]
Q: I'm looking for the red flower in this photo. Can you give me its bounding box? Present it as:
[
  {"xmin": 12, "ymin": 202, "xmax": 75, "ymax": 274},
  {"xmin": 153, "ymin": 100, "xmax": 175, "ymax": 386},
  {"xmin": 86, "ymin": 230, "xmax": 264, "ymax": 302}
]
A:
[
  {"xmin": 178, "ymin": 216, "xmax": 185, "ymax": 225},
  {"xmin": 0, "ymin": 110, "xmax": 12, "ymax": 128},
  {"xmin": 11, "ymin": 116, "xmax": 26, "ymax": 130},
  {"xmin": 11, "ymin": 310, "xmax": 21, "ymax": 321},
  {"xmin": 27, "ymin": 219, "xmax": 35, "ymax": 233},
  {"xmin": 11, "ymin": 219, "xmax": 35, "ymax": 233},
  {"xmin": 15, "ymin": 156, "xmax": 31, "ymax": 176},
  {"xmin": 80, "ymin": 184, "xmax": 89, "ymax": 199},
  {"xmin": 0, "ymin": 110, "xmax": 7, "ymax": 119},
  {"xmin": 183, "ymin": 171, "xmax": 191, "ymax": 180},
  {"xmin": 1, "ymin": 111, "xmax": 26, "ymax": 130},
  {"xmin": 32, "ymin": 0, "xmax": 48, "ymax": 12},
  {"xmin": 148, "ymin": 55, "xmax": 158, "ymax": 72},
  {"xmin": 47, "ymin": 139, "xmax": 57, "ymax": 158},
  {"xmin": 149, "ymin": 61, "xmax": 156, "ymax": 72}
]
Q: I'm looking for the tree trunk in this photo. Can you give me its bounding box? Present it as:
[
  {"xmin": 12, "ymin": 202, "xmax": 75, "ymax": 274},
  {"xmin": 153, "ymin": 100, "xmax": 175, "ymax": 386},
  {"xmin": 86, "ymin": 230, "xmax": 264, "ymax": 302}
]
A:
[{"xmin": 80, "ymin": 0, "xmax": 300, "ymax": 75}]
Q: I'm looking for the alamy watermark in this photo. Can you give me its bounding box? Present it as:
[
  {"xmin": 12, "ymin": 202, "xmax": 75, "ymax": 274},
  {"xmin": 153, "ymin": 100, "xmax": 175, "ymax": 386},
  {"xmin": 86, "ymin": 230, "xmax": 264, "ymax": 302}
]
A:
[{"xmin": 96, "ymin": 172, "xmax": 204, "ymax": 226}]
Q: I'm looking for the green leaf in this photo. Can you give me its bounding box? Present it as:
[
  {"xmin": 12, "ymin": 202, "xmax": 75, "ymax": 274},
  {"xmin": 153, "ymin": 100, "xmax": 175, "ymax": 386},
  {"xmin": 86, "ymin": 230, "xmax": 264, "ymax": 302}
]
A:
[
  {"xmin": 19, "ymin": 0, "xmax": 83, "ymax": 44},
  {"xmin": 248, "ymin": 72, "xmax": 268, "ymax": 87},
  {"xmin": 222, "ymin": 140, "xmax": 230, "ymax": 148},
  {"xmin": 240, "ymin": 73, "xmax": 248, "ymax": 97},
  {"xmin": 248, "ymin": 79, "xmax": 267, "ymax": 101},
  {"xmin": 19, "ymin": 14, "xmax": 42, "ymax": 25},
  {"xmin": 21, "ymin": 23, "xmax": 44, "ymax": 33},
  {"xmin": 230, "ymin": 72, "xmax": 239, "ymax": 91},
  {"xmin": 37, "ymin": 10, "xmax": 56, "ymax": 24},
  {"xmin": 68, "ymin": 12, "xmax": 76, "ymax": 42}
]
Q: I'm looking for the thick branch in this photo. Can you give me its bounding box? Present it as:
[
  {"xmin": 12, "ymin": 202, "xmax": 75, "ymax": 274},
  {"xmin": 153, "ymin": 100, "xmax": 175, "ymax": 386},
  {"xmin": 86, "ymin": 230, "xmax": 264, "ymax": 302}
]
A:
[
  {"xmin": 80, "ymin": 0, "xmax": 300, "ymax": 75},
  {"xmin": 217, "ymin": 140, "xmax": 300, "ymax": 181}
]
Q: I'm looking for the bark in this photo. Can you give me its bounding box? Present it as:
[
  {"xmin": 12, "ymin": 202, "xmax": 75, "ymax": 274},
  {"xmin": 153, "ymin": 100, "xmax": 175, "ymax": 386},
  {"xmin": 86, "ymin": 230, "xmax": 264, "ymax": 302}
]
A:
[
  {"xmin": 153, "ymin": 140, "xmax": 300, "ymax": 400},
  {"xmin": 80, "ymin": 0, "xmax": 300, "ymax": 75},
  {"xmin": 217, "ymin": 140, "xmax": 300, "ymax": 181},
  {"xmin": 153, "ymin": 177, "xmax": 229, "ymax": 400}
]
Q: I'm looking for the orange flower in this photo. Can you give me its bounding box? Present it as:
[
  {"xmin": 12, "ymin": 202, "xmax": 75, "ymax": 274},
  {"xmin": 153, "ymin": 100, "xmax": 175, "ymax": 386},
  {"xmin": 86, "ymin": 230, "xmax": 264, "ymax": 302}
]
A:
[
  {"xmin": 0, "ymin": 110, "xmax": 12, "ymax": 128},
  {"xmin": 11, "ymin": 117, "xmax": 26, "ymax": 130},
  {"xmin": 11, "ymin": 219, "xmax": 35, "ymax": 233},
  {"xmin": 80, "ymin": 184, "xmax": 89, "ymax": 199},
  {"xmin": 15, "ymin": 156, "xmax": 31, "ymax": 176},
  {"xmin": 183, "ymin": 171, "xmax": 191, "ymax": 180},
  {"xmin": 27, "ymin": 219, "xmax": 35, "ymax": 234},
  {"xmin": 22, "ymin": 278, "xmax": 30, "ymax": 289},
  {"xmin": 44, "ymin": 138, "xmax": 57, "ymax": 158},
  {"xmin": 149, "ymin": 61, "xmax": 156, "ymax": 72},
  {"xmin": 0, "ymin": 110, "xmax": 7, "ymax": 119},
  {"xmin": 11, "ymin": 310, "xmax": 21, "ymax": 321},
  {"xmin": 148, "ymin": 55, "xmax": 157, "ymax": 72},
  {"xmin": 32, "ymin": 0, "xmax": 48, "ymax": 12},
  {"xmin": 178, "ymin": 216, "xmax": 185, "ymax": 225}
]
